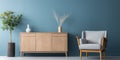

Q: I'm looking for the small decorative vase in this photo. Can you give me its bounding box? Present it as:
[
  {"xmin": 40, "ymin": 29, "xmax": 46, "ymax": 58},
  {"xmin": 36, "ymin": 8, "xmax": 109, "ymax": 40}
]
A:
[
  {"xmin": 58, "ymin": 26, "xmax": 62, "ymax": 32},
  {"xmin": 26, "ymin": 24, "xmax": 31, "ymax": 33}
]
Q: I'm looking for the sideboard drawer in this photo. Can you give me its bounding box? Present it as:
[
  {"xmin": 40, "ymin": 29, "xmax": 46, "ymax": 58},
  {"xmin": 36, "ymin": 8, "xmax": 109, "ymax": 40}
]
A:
[
  {"xmin": 21, "ymin": 33, "xmax": 35, "ymax": 37},
  {"xmin": 52, "ymin": 33, "xmax": 67, "ymax": 37}
]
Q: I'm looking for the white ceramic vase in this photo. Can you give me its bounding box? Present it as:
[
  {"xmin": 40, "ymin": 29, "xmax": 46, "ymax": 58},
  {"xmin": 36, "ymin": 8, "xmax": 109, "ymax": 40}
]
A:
[{"xmin": 26, "ymin": 24, "xmax": 31, "ymax": 33}]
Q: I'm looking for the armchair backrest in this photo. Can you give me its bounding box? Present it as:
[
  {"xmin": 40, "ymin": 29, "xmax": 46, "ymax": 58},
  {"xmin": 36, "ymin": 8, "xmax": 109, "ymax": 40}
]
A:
[{"xmin": 82, "ymin": 31, "xmax": 107, "ymax": 44}]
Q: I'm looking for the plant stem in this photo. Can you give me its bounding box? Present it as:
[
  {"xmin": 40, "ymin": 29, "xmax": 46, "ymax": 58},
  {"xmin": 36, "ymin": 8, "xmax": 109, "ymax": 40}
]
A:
[{"xmin": 10, "ymin": 29, "xmax": 12, "ymax": 43}]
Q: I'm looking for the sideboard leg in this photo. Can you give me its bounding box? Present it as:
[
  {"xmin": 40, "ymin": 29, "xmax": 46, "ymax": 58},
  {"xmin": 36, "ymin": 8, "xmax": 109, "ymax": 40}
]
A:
[
  {"xmin": 65, "ymin": 52, "xmax": 67, "ymax": 56},
  {"xmin": 20, "ymin": 52, "xmax": 24, "ymax": 57}
]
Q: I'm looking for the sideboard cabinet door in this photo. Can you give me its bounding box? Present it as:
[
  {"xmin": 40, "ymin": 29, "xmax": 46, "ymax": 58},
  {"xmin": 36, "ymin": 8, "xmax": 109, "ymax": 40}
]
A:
[
  {"xmin": 52, "ymin": 33, "xmax": 67, "ymax": 51},
  {"xmin": 20, "ymin": 33, "xmax": 35, "ymax": 52},
  {"xmin": 36, "ymin": 33, "xmax": 52, "ymax": 51}
]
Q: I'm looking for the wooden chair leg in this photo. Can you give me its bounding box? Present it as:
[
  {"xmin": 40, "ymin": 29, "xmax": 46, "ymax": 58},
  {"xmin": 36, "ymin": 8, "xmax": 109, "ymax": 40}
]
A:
[
  {"xmin": 103, "ymin": 51, "xmax": 106, "ymax": 58},
  {"xmin": 100, "ymin": 51, "xmax": 102, "ymax": 60},
  {"xmin": 80, "ymin": 50, "xmax": 82, "ymax": 59},
  {"xmin": 86, "ymin": 52, "xmax": 88, "ymax": 57}
]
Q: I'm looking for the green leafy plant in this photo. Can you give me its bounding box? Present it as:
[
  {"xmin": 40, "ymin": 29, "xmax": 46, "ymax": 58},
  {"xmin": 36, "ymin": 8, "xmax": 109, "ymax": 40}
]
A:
[{"xmin": 0, "ymin": 11, "xmax": 22, "ymax": 42}]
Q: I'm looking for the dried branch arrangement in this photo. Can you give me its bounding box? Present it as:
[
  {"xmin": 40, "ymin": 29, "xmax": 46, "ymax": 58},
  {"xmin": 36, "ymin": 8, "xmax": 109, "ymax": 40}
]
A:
[{"xmin": 53, "ymin": 11, "xmax": 69, "ymax": 26}]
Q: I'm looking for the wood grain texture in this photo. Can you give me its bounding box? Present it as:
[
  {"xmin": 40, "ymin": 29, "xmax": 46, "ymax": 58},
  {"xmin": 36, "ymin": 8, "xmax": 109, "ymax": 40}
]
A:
[
  {"xmin": 52, "ymin": 36, "xmax": 67, "ymax": 51},
  {"xmin": 20, "ymin": 32, "xmax": 68, "ymax": 56},
  {"xmin": 52, "ymin": 33, "xmax": 67, "ymax": 51},
  {"xmin": 36, "ymin": 33, "xmax": 52, "ymax": 51},
  {"xmin": 20, "ymin": 33, "xmax": 35, "ymax": 52}
]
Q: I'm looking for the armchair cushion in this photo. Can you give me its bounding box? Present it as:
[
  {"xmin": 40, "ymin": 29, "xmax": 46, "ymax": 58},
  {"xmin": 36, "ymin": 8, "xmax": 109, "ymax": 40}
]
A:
[
  {"xmin": 80, "ymin": 38, "xmax": 88, "ymax": 44},
  {"xmin": 79, "ymin": 44, "xmax": 101, "ymax": 50},
  {"xmin": 85, "ymin": 31, "xmax": 106, "ymax": 44}
]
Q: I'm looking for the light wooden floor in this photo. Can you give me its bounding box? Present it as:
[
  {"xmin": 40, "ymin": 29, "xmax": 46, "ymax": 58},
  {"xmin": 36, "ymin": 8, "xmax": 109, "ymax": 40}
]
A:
[{"xmin": 0, "ymin": 56, "xmax": 120, "ymax": 60}]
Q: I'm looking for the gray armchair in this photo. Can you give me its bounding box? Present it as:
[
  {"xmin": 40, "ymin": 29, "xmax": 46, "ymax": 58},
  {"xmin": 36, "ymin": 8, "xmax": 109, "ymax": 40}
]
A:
[{"xmin": 76, "ymin": 31, "xmax": 107, "ymax": 60}]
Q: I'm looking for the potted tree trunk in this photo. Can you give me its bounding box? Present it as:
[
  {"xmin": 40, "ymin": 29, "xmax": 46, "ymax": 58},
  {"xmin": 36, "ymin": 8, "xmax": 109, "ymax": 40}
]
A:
[{"xmin": 0, "ymin": 11, "xmax": 22, "ymax": 57}]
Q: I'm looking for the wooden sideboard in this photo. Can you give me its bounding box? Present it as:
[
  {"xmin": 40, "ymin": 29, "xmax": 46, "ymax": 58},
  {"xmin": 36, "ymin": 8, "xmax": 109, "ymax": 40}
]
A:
[{"xmin": 20, "ymin": 32, "xmax": 68, "ymax": 56}]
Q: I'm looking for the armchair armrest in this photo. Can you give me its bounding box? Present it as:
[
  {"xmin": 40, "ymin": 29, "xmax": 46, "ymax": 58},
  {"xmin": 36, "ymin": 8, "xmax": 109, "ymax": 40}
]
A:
[
  {"xmin": 76, "ymin": 36, "xmax": 80, "ymax": 46},
  {"xmin": 76, "ymin": 36, "xmax": 88, "ymax": 46},
  {"xmin": 101, "ymin": 37, "xmax": 107, "ymax": 50}
]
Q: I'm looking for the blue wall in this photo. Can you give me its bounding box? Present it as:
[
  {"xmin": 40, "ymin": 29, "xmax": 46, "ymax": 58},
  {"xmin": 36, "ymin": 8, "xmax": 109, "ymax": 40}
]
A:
[{"xmin": 0, "ymin": 0, "xmax": 120, "ymax": 56}]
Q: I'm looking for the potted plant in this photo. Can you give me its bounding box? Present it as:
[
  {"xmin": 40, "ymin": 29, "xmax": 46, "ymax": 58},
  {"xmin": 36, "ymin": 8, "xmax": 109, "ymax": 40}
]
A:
[{"xmin": 0, "ymin": 11, "xmax": 22, "ymax": 57}]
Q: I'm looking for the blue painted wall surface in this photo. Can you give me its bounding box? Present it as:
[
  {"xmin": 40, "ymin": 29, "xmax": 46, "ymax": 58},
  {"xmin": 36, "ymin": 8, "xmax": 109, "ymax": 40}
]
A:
[{"xmin": 0, "ymin": 0, "xmax": 120, "ymax": 56}]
